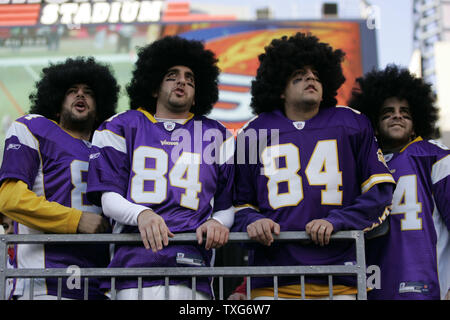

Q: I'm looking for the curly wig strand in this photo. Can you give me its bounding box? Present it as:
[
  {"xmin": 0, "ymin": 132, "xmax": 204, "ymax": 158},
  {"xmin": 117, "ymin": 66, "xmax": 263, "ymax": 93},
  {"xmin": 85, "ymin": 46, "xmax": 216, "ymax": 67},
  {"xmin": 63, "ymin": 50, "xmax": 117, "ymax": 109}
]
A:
[
  {"xmin": 250, "ymin": 32, "xmax": 346, "ymax": 114},
  {"xmin": 29, "ymin": 57, "xmax": 120, "ymax": 131},
  {"xmin": 127, "ymin": 36, "xmax": 220, "ymax": 116},
  {"xmin": 348, "ymin": 64, "xmax": 439, "ymax": 139}
]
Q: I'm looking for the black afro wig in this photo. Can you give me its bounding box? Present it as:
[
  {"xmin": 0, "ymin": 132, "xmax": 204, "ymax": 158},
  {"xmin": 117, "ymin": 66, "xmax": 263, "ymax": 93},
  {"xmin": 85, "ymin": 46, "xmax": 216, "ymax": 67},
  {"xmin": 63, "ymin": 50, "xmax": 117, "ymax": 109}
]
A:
[
  {"xmin": 127, "ymin": 36, "xmax": 220, "ymax": 116},
  {"xmin": 250, "ymin": 32, "xmax": 346, "ymax": 114},
  {"xmin": 349, "ymin": 64, "xmax": 439, "ymax": 139},
  {"xmin": 29, "ymin": 56, "xmax": 120, "ymax": 131}
]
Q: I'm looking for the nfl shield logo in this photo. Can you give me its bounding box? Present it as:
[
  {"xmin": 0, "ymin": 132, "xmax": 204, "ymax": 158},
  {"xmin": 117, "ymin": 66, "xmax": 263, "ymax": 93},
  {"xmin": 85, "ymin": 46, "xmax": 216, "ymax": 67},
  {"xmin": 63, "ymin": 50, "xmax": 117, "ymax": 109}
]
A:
[
  {"xmin": 293, "ymin": 121, "xmax": 305, "ymax": 130},
  {"xmin": 164, "ymin": 122, "xmax": 176, "ymax": 131}
]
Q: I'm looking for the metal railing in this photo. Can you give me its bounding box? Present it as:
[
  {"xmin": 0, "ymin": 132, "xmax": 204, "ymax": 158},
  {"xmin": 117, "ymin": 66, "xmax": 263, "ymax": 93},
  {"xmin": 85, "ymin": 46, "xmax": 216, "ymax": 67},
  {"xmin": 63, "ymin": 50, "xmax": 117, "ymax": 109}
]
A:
[{"xmin": 0, "ymin": 231, "xmax": 367, "ymax": 300}]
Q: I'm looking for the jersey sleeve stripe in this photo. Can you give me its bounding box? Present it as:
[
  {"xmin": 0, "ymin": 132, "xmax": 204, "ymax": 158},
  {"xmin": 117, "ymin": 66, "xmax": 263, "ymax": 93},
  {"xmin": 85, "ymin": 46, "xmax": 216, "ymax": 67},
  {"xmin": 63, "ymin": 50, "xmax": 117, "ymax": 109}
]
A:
[
  {"xmin": 6, "ymin": 121, "xmax": 39, "ymax": 151},
  {"xmin": 92, "ymin": 129, "xmax": 127, "ymax": 154},
  {"xmin": 431, "ymin": 154, "xmax": 450, "ymax": 184},
  {"xmin": 363, "ymin": 205, "xmax": 391, "ymax": 232},
  {"xmin": 361, "ymin": 173, "xmax": 395, "ymax": 194}
]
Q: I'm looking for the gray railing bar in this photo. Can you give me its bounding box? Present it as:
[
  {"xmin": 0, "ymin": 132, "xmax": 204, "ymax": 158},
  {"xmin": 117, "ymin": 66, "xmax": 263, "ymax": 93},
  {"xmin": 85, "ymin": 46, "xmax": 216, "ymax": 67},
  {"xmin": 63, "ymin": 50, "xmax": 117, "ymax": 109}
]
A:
[
  {"xmin": 84, "ymin": 277, "xmax": 89, "ymax": 300},
  {"xmin": 111, "ymin": 277, "xmax": 116, "ymax": 300},
  {"xmin": 138, "ymin": 277, "xmax": 142, "ymax": 300},
  {"xmin": 354, "ymin": 231, "xmax": 367, "ymax": 300},
  {"xmin": 3, "ymin": 265, "xmax": 363, "ymax": 278},
  {"xmin": 0, "ymin": 238, "xmax": 7, "ymax": 301},
  {"xmin": 273, "ymin": 275, "xmax": 278, "ymax": 300},
  {"xmin": 300, "ymin": 275, "xmax": 305, "ymax": 300},
  {"xmin": 165, "ymin": 277, "xmax": 169, "ymax": 300},
  {"xmin": 0, "ymin": 231, "xmax": 366, "ymax": 300},
  {"xmin": 57, "ymin": 277, "xmax": 62, "ymax": 300},
  {"xmin": 328, "ymin": 275, "xmax": 333, "ymax": 300},
  {"xmin": 219, "ymin": 277, "xmax": 223, "ymax": 300},
  {"xmin": 0, "ymin": 231, "xmax": 363, "ymax": 244},
  {"xmin": 192, "ymin": 277, "xmax": 196, "ymax": 300},
  {"xmin": 29, "ymin": 279, "xmax": 34, "ymax": 300}
]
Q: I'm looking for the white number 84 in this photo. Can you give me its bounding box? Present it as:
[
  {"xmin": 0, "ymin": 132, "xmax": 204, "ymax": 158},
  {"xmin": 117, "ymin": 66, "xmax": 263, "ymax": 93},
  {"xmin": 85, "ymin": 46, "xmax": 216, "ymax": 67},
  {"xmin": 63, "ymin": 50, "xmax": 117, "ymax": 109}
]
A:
[
  {"xmin": 261, "ymin": 140, "xmax": 343, "ymax": 209},
  {"xmin": 130, "ymin": 146, "xmax": 202, "ymax": 210}
]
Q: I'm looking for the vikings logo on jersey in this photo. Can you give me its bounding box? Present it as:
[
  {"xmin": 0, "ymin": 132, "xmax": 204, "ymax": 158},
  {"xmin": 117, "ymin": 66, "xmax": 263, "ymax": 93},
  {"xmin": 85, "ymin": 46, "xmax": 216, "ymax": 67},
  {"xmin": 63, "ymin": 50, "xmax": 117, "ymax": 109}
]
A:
[
  {"xmin": 233, "ymin": 106, "xmax": 396, "ymax": 291},
  {"xmin": 86, "ymin": 108, "xmax": 235, "ymax": 297},
  {"xmin": 367, "ymin": 138, "xmax": 450, "ymax": 300},
  {"xmin": 377, "ymin": 148, "xmax": 389, "ymax": 169}
]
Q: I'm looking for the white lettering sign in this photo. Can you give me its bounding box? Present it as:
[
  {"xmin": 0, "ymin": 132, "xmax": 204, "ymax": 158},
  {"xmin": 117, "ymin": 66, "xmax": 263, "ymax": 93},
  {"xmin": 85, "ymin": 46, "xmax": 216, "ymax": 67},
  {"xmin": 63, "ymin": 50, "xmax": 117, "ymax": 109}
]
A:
[{"xmin": 38, "ymin": 1, "xmax": 163, "ymax": 25}]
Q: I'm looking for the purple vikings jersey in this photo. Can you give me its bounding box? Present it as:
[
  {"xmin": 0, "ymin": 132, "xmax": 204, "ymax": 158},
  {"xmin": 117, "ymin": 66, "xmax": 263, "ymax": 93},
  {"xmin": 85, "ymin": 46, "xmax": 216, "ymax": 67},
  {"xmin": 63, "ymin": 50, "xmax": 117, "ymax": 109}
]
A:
[
  {"xmin": 232, "ymin": 107, "xmax": 395, "ymax": 290},
  {"xmin": 0, "ymin": 115, "xmax": 109, "ymax": 300},
  {"xmin": 367, "ymin": 138, "xmax": 450, "ymax": 300},
  {"xmin": 86, "ymin": 108, "xmax": 235, "ymax": 297}
]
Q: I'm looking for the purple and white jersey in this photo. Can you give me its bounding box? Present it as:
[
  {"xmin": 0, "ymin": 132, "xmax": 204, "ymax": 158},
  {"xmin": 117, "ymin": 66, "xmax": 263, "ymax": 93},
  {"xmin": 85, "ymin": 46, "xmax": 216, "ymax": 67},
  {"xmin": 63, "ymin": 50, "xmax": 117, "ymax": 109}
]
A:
[
  {"xmin": 232, "ymin": 107, "xmax": 395, "ymax": 290},
  {"xmin": 87, "ymin": 108, "xmax": 235, "ymax": 297},
  {"xmin": 0, "ymin": 115, "xmax": 109, "ymax": 300},
  {"xmin": 367, "ymin": 138, "xmax": 450, "ymax": 300}
]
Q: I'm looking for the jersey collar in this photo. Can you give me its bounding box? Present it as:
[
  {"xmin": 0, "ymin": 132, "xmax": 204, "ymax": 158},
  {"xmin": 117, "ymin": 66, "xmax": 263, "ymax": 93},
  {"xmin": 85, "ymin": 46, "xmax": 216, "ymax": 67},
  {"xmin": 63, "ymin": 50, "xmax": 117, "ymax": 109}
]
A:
[
  {"xmin": 400, "ymin": 136, "xmax": 423, "ymax": 153},
  {"xmin": 137, "ymin": 107, "xmax": 195, "ymax": 125}
]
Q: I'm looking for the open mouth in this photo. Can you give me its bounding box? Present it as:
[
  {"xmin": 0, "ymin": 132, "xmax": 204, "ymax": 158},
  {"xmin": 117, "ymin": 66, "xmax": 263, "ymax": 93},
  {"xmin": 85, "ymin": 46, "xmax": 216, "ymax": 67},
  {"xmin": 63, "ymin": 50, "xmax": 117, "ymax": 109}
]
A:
[
  {"xmin": 305, "ymin": 84, "xmax": 317, "ymax": 91},
  {"xmin": 173, "ymin": 87, "xmax": 185, "ymax": 96},
  {"xmin": 73, "ymin": 100, "xmax": 87, "ymax": 112}
]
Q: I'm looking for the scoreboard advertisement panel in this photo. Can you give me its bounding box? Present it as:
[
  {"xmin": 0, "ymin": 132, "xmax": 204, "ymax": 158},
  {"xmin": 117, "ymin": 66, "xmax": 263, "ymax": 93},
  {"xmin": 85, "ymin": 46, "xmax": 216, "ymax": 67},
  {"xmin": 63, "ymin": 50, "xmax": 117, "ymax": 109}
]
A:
[
  {"xmin": 158, "ymin": 21, "xmax": 376, "ymax": 132},
  {"xmin": 0, "ymin": 5, "xmax": 377, "ymax": 133}
]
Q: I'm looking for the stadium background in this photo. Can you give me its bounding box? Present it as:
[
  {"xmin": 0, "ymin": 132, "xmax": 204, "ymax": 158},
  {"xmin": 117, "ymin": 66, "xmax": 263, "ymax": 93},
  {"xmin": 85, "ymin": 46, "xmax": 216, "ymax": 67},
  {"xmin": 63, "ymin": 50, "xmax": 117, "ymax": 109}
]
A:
[{"xmin": 0, "ymin": 19, "xmax": 376, "ymax": 165}]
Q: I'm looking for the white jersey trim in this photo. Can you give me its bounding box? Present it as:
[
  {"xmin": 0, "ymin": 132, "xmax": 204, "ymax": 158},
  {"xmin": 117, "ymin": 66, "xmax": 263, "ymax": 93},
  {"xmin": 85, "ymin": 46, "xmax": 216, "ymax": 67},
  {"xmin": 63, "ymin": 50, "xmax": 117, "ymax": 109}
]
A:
[
  {"xmin": 432, "ymin": 201, "xmax": 450, "ymax": 299},
  {"xmin": 16, "ymin": 223, "xmax": 47, "ymax": 297},
  {"xmin": 92, "ymin": 129, "xmax": 127, "ymax": 154},
  {"xmin": 361, "ymin": 174, "xmax": 395, "ymax": 194},
  {"xmin": 431, "ymin": 154, "xmax": 450, "ymax": 184},
  {"xmin": 6, "ymin": 121, "xmax": 39, "ymax": 151}
]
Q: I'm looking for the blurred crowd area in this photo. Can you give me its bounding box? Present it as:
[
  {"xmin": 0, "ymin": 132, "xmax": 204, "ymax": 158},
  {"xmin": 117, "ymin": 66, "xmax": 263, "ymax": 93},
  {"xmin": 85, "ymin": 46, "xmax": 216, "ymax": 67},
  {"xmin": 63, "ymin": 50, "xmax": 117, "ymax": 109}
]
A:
[{"xmin": 0, "ymin": 24, "xmax": 161, "ymax": 57}]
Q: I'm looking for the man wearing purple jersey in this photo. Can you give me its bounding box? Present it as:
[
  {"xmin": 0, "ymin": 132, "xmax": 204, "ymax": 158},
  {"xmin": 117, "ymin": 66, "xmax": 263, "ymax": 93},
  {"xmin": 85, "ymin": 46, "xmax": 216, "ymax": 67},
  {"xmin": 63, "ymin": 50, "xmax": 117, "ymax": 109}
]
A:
[
  {"xmin": 349, "ymin": 65, "xmax": 450, "ymax": 300},
  {"xmin": 0, "ymin": 57, "xmax": 119, "ymax": 299},
  {"xmin": 86, "ymin": 36, "xmax": 234, "ymax": 300},
  {"xmin": 232, "ymin": 33, "xmax": 396, "ymax": 299}
]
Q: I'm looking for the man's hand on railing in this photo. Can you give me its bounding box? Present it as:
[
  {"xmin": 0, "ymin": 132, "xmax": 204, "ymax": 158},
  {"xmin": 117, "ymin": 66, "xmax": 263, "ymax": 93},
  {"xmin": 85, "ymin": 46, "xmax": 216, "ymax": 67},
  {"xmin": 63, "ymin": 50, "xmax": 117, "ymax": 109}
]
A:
[
  {"xmin": 137, "ymin": 209, "xmax": 174, "ymax": 252},
  {"xmin": 196, "ymin": 219, "xmax": 229, "ymax": 250},
  {"xmin": 77, "ymin": 212, "xmax": 111, "ymax": 234},
  {"xmin": 246, "ymin": 218, "xmax": 280, "ymax": 246},
  {"xmin": 305, "ymin": 219, "xmax": 334, "ymax": 246}
]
